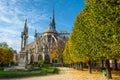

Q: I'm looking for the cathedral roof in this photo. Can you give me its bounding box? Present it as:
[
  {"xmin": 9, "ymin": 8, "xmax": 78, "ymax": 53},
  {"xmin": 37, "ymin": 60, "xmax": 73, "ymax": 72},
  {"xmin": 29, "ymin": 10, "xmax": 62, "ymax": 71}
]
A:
[{"xmin": 44, "ymin": 23, "xmax": 57, "ymax": 33}]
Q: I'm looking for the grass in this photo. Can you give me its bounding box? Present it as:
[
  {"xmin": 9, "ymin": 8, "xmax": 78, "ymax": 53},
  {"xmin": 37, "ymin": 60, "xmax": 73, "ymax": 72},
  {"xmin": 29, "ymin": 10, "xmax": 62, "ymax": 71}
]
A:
[{"xmin": 0, "ymin": 67, "xmax": 58, "ymax": 79}]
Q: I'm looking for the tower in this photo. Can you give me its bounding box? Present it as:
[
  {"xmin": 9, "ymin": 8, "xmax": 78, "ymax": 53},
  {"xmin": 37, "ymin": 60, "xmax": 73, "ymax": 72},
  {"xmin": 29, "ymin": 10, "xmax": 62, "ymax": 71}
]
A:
[
  {"xmin": 21, "ymin": 19, "xmax": 28, "ymax": 51},
  {"xmin": 19, "ymin": 19, "xmax": 29, "ymax": 68}
]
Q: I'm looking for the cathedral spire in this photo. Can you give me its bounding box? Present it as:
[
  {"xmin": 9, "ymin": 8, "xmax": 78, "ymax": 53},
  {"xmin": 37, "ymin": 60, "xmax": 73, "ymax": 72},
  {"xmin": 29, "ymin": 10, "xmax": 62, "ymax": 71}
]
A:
[
  {"xmin": 44, "ymin": 8, "xmax": 57, "ymax": 33},
  {"xmin": 24, "ymin": 19, "xmax": 28, "ymax": 33},
  {"xmin": 51, "ymin": 8, "xmax": 55, "ymax": 29},
  {"xmin": 24, "ymin": 19, "xmax": 27, "ymax": 27}
]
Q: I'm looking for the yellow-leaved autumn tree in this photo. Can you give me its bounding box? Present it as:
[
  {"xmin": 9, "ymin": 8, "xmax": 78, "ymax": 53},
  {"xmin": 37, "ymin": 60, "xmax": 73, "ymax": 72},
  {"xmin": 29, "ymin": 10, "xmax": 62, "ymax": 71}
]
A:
[{"xmin": 0, "ymin": 48, "xmax": 13, "ymax": 65}]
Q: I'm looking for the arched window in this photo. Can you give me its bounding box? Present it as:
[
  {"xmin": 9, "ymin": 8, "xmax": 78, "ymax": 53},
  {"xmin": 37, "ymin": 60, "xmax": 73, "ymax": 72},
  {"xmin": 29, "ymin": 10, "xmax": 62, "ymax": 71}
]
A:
[
  {"xmin": 30, "ymin": 55, "xmax": 34, "ymax": 64},
  {"xmin": 38, "ymin": 55, "xmax": 42, "ymax": 61},
  {"xmin": 45, "ymin": 54, "xmax": 50, "ymax": 63}
]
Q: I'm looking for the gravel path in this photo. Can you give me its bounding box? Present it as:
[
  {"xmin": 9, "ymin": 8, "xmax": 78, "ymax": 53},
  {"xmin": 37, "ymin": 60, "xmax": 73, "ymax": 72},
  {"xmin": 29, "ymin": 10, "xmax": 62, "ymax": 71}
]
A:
[{"xmin": 2, "ymin": 67, "xmax": 119, "ymax": 80}]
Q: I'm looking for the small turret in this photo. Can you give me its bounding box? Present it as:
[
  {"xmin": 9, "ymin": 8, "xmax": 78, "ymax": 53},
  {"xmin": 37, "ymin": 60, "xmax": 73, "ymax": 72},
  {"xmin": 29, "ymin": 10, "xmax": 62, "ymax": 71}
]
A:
[
  {"xmin": 34, "ymin": 29, "xmax": 37, "ymax": 38},
  {"xmin": 24, "ymin": 19, "xmax": 28, "ymax": 34}
]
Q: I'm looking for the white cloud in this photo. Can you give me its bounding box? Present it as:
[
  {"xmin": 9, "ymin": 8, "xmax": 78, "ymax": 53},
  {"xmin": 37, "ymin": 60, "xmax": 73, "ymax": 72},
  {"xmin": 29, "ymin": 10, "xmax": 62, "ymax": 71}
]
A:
[
  {"xmin": 0, "ymin": 0, "xmax": 49, "ymax": 52},
  {"xmin": 0, "ymin": 16, "xmax": 12, "ymax": 23},
  {"xmin": 0, "ymin": 27, "xmax": 18, "ymax": 34},
  {"xmin": 0, "ymin": 31, "xmax": 21, "ymax": 52},
  {"xmin": 11, "ymin": 0, "xmax": 16, "ymax": 3}
]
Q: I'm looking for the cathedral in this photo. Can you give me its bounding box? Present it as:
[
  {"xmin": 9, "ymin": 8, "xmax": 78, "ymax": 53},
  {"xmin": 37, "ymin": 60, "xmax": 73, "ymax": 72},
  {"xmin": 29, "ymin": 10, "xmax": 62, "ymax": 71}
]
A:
[{"xmin": 20, "ymin": 9, "xmax": 69, "ymax": 64}]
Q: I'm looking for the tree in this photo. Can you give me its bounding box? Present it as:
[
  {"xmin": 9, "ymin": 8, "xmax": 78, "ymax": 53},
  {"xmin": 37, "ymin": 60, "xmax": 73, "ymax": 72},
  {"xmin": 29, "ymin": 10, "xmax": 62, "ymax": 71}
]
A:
[
  {"xmin": 63, "ymin": 0, "xmax": 120, "ymax": 79},
  {"xmin": 50, "ymin": 50, "xmax": 59, "ymax": 62},
  {"xmin": 63, "ymin": 6, "xmax": 97, "ymax": 73},
  {"xmin": 63, "ymin": 41, "xmax": 73, "ymax": 64},
  {"xmin": 38, "ymin": 60, "xmax": 44, "ymax": 67},
  {"xmin": 84, "ymin": 0, "xmax": 120, "ymax": 78},
  {"xmin": 50, "ymin": 39, "xmax": 67, "ymax": 63},
  {"xmin": 0, "ymin": 48, "xmax": 14, "ymax": 66},
  {"xmin": 0, "ymin": 42, "xmax": 8, "ymax": 48}
]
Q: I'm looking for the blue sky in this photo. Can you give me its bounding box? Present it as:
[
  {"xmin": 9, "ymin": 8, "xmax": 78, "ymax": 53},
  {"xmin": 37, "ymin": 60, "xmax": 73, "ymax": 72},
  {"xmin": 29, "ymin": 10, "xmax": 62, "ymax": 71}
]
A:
[{"xmin": 0, "ymin": 0, "xmax": 85, "ymax": 52}]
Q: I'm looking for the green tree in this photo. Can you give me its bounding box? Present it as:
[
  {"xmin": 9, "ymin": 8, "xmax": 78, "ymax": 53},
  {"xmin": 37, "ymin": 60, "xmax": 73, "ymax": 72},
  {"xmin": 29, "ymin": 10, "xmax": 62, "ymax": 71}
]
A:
[
  {"xmin": 85, "ymin": 0, "xmax": 120, "ymax": 79},
  {"xmin": 63, "ymin": 41, "xmax": 73, "ymax": 64},
  {"xmin": 64, "ymin": 6, "xmax": 96, "ymax": 73},
  {"xmin": 63, "ymin": 0, "xmax": 120, "ymax": 79},
  {"xmin": 50, "ymin": 50, "xmax": 59, "ymax": 61},
  {"xmin": 0, "ymin": 42, "xmax": 8, "ymax": 48}
]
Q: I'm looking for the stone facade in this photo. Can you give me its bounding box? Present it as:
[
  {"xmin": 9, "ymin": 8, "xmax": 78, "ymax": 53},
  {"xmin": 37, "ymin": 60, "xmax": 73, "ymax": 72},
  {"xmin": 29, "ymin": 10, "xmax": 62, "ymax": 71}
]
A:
[{"xmin": 21, "ymin": 9, "xmax": 69, "ymax": 64}]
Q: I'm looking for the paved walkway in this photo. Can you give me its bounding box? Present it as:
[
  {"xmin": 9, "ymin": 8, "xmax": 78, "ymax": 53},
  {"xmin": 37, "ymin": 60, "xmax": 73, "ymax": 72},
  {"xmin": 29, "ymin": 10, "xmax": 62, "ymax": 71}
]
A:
[{"xmin": 2, "ymin": 67, "xmax": 118, "ymax": 80}]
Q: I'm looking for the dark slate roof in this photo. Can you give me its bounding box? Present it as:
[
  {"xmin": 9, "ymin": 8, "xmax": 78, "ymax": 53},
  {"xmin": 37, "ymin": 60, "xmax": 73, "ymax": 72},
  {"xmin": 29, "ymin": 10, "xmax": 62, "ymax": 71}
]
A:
[{"xmin": 44, "ymin": 23, "xmax": 57, "ymax": 33}]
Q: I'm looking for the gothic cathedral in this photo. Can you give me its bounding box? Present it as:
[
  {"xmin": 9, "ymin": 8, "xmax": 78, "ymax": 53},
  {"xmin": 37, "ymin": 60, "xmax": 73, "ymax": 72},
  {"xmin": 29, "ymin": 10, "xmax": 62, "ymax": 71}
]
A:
[{"xmin": 20, "ymin": 9, "xmax": 69, "ymax": 64}]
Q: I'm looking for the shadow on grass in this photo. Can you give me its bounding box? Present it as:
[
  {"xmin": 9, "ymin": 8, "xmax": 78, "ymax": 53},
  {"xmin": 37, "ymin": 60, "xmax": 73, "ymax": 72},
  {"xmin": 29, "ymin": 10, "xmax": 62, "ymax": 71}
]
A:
[{"xmin": 0, "ymin": 72, "xmax": 46, "ymax": 79}]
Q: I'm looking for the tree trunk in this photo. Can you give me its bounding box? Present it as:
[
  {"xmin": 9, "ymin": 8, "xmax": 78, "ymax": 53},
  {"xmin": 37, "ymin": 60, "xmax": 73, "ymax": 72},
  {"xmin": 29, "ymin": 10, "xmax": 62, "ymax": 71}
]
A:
[
  {"xmin": 101, "ymin": 60, "xmax": 104, "ymax": 68},
  {"xmin": 73, "ymin": 63, "xmax": 75, "ymax": 68},
  {"xmin": 75, "ymin": 63, "xmax": 77, "ymax": 69},
  {"xmin": 70, "ymin": 63, "xmax": 72, "ymax": 68},
  {"xmin": 105, "ymin": 60, "xmax": 112, "ymax": 79},
  {"xmin": 80, "ymin": 62, "xmax": 83, "ymax": 71},
  {"xmin": 77, "ymin": 63, "xmax": 79, "ymax": 70},
  {"xmin": 71, "ymin": 63, "xmax": 73, "ymax": 68},
  {"xmin": 88, "ymin": 60, "xmax": 92, "ymax": 74},
  {"xmin": 114, "ymin": 59, "xmax": 118, "ymax": 70}
]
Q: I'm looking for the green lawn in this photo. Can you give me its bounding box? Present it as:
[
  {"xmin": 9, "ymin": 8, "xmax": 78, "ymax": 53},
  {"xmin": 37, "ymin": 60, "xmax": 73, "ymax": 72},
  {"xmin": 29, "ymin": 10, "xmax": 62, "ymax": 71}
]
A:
[{"xmin": 0, "ymin": 67, "xmax": 58, "ymax": 78}]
